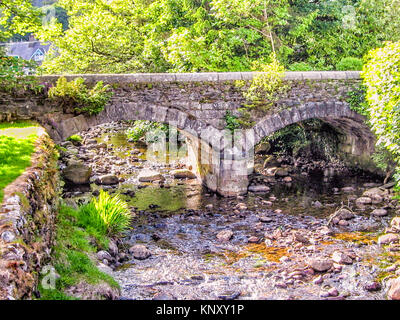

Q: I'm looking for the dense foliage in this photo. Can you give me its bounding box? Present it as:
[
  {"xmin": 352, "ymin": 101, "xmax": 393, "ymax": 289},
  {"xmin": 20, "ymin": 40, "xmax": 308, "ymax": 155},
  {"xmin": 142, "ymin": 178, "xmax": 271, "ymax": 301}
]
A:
[
  {"xmin": 35, "ymin": 0, "xmax": 400, "ymax": 74},
  {"xmin": 48, "ymin": 77, "xmax": 113, "ymax": 115},
  {"xmin": 266, "ymin": 119, "xmax": 342, "ymax": 161},
  {"xmin": 361, "ymin": 41, "xmax": 400, "ymax": 184},
  {"xmin": 126, "ymin": 120, "xmax": 169, "ymax": 143}
]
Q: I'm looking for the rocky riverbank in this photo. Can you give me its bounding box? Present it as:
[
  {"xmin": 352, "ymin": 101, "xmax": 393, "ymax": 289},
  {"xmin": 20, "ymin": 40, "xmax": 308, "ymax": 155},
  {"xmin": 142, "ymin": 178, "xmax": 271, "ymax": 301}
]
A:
[{"xmin": 58, "ymin": 121, "xmax": 400, "ymax": 300}]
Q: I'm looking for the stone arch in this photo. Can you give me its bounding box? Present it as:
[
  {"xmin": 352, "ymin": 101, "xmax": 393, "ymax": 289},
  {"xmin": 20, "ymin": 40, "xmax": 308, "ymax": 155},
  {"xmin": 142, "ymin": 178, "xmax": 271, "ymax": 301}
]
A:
[{"xmin": 249, "ymin": 101, "xmax": 377, "ymax": 171}]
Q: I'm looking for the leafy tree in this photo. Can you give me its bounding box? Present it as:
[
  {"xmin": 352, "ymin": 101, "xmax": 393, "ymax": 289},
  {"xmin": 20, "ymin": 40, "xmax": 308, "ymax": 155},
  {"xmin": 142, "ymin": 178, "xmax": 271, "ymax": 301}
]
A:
[{"xmin": 0, "ymin": 0, "xmax": 42, "ymax": 42}]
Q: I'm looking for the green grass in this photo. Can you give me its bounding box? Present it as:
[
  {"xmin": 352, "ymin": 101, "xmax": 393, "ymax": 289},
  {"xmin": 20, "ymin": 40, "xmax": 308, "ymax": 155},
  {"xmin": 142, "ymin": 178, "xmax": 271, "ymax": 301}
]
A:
[
  {"xmin": 38, "ymin": 205, "xmax": 120, "ymax": 300},
  {"xmin": 78, "ymin": 190, "xmax": 132, "ymax": 237},
  {"xmin": 0, "ymin": 121, "xmax": 40, "ymax": 202}
]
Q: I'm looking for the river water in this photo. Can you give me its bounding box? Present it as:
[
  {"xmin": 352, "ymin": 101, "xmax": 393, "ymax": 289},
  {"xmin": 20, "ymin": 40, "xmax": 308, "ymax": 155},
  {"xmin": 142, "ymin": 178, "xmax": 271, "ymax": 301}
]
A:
[{"xmin": 63, "ymin": 122, "xmax": 397, "ymax": 300}]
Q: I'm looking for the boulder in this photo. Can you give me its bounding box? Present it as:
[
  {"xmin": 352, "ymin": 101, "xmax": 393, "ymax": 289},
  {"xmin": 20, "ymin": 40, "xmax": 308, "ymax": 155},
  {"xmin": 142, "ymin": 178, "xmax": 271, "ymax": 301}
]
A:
[
  {"xmin": 138, "ymin": 170, "xmax": 164, "ymax": 182},
  {"xmin": 63, "ymin": 163, "xmax": 92, "ymax": 184},
  {"xmin": 170, "ymin": 169, "xmax": 197, "ymax": 179}
]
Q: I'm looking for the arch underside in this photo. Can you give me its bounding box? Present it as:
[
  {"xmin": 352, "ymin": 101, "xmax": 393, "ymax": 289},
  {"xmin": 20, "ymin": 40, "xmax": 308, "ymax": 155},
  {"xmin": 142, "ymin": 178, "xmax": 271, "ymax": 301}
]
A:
[{"xmin": 251, "ymin": 103, "xmax": 376, "ymax": 155}]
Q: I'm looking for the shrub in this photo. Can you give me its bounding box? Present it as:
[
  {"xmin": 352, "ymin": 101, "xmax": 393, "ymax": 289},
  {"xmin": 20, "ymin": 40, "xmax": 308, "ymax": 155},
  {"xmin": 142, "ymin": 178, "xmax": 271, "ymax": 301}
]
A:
[
  {"xmin": 347, "ymin": 85, "xmax": 369, "ymax": 117},
  {"xmin": 78, "ymin": 190, "xmax": 132, "ymax": 237},
  {"xmin": 362, "ymin": 41, "xmax": 400, "ymax": 187},
  {"xmin": 48, "ymin": 77, "xmax": 113, "ymax": 115},
  {"xmin": 288, "ymin": 62, "xmax": 313, "ymax": 71},
  {"xmin": 224, "ymin": 111, "xmax": 240, "ymax": 133},
  {"xmin": 0, "ymin": 55, "xmax": 43, "ymax": 93},
  {"xmin": 336, "ymin": 57, "xmax": 363, "ymax": 71},
  {"xmin": 126, "ymin": 120, "xmax": 169, "ymax": 143}
]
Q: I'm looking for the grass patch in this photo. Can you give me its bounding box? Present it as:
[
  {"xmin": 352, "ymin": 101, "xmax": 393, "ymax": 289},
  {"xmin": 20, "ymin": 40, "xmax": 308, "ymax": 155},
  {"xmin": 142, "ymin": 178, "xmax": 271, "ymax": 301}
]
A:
[
  {"xmin": 0, "ymin": 121, "xmax": 40, "ymax": 202},
  {"xmin": 78, "ymin": 190, "xmax": 132, "ymax": 237},
  {"xmin": 38, "ymin": 205, "xmax": 120, "ymax": 300}
]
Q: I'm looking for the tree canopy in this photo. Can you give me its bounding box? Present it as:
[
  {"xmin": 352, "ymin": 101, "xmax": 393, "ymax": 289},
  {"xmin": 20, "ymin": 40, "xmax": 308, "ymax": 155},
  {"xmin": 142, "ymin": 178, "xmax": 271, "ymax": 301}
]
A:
[{"xmin": 34, "ymin": 0, "xmax": 400, "ymax": 74}]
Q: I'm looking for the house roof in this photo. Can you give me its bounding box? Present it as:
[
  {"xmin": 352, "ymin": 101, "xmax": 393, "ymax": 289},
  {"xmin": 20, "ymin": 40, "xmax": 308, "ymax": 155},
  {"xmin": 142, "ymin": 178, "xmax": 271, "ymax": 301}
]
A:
[{"xmin": 4, "ymin": 41, "xmax": 51, "ymax": 64}]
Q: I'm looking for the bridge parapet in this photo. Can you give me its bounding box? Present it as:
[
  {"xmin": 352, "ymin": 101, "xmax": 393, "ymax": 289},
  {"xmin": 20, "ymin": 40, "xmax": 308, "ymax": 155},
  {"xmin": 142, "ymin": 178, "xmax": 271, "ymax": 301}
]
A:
[{"xmin": 39, "ymin": 71, "xmax": 361, "ymax": 84}]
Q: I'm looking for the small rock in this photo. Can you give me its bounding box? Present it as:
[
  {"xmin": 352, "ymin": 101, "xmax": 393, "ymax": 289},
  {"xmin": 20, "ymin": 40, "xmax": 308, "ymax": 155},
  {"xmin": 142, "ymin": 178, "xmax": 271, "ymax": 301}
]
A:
[
  {"xmin": 341, "ymin": 186, "xmax": 356, "ymax": 193},
  {"xmin": 248, "ymin": 185, "xmax": 270, "ymax": 193},
  {"xmin": 283, "ymin": 176, "xmax": 293, "ymax": 183},
  {"xmin": 335, "ymin": 208, "xmax": 354, "ymax": 220},
  {"xmin": 391, "ymin": 217, "xmax": 400, "ymax": 231},
  {"xmin": 364, "ymin": 282, "xmax": 382, "ymax": 292},
  {"xmin": 388, "ymin": 278, "xmax": 400, "ymax": 300},
  {"xmin": 275, "ymin": 168, "xmax": 289, "ymax": 177},
  {"xmin": 217, "ymin": 291, "xmax": 241, "ymax": 300},
  {"xmin": 338, "ymin": 220, "xmax": 349, "ymax": 226},
  {"xmin": 313, "ymin": 275, "xmax": 323, "ymax": 285},
  {"xmin": 332, "ymin": 251, "xmax": 353, "ymax": 265},
  {"xmin": 153, "ymin": 293, "xmax": 175, "ymax": 300},
  {"xmin": 217, "ymin": 229, "xmax": 234, "ymax": 242},
  {"xmin": 170, "ymin": 169, "xmax": 197, "ymax": 179},
  {"xmin": 108, "ymin": 240, "xmax": 119, "ymax": 257},
  {"xmin": 97, "ymin": 250, "xmax": 113, "ymax": 262},
  {"xmin": 96, "ymin": 174, "xmax": 119, "ymax": 185},
  {"xmin": 129, "ymin": 244, "xmax": 152, "ymax": 260},
  {"xmin": 248, "ymin": 236, "xmax": 260, "ymax": 243},
  {"xmin": 1, "ymin": 231, "xmax": 15, "ymax": 243},
  {"xmin": 313, "ymin": 201, "xmax": 323, "ymax": 208},
  {"xmin": 259, "ymin": 216, "xmax": 273, "ymax": 223},
  {"xmin": 138, "ymin": 170, "xmax": 164, "ymax": 182},
  {"xmin": 356, "ymin": 197, "xmax": 372, "ymax": 207},
  {"xmin": 371, "ymin": 208, "xmax": 388, "ymax": 217},
  {"xmin": 308, "ymin": 259, "xmax": 333, "ymax": 272},
  {"xmin": 328, "ymin": 288, "xmax": 339, "ymax": 297},
  {"xmin": 275, "ymin": 282, "xmax": 287, "ymax": 289},
  {"xmin": 378, "ymin": 233, "xmax": 400, "ymax": 246}
]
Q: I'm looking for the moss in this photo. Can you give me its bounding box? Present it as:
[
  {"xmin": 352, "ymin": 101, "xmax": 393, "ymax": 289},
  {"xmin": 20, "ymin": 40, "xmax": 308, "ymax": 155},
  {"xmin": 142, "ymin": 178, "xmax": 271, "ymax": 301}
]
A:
[
  {"xmin": 331, "ymin": 232, "xmax": 376, "ymax": 245},
  {"xmin": 14, "ymin": 191, "xmax": 30, "ymax": 211}
]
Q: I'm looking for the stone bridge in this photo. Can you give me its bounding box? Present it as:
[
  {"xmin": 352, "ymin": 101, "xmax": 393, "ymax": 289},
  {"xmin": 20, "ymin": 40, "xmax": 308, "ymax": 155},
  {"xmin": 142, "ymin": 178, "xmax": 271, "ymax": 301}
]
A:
[{"xmin": 0, "ymin": 71, "xmax": 376, "ymax": 196}]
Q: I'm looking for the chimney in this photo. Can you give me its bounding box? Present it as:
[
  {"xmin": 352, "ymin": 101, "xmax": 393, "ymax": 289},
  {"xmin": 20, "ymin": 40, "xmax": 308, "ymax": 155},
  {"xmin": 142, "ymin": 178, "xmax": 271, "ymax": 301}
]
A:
[{"xmin": 29, "ymin": 34, "xmax": 36, "ymax": 42}]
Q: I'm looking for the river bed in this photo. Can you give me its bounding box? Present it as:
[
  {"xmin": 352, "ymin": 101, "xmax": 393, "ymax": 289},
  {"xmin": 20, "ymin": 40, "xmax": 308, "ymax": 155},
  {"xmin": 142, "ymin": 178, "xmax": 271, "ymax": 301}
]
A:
[{"xmin": 61, "ymin": 121, "xmax": 398, "ymax": 300}]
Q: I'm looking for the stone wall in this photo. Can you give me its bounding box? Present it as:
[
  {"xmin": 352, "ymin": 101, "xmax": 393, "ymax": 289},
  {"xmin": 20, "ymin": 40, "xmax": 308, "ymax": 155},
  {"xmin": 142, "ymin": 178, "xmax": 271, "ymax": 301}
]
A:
[{"xmin": 0, "ymin": 129, "xmax": 59, "ymax": 300}]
